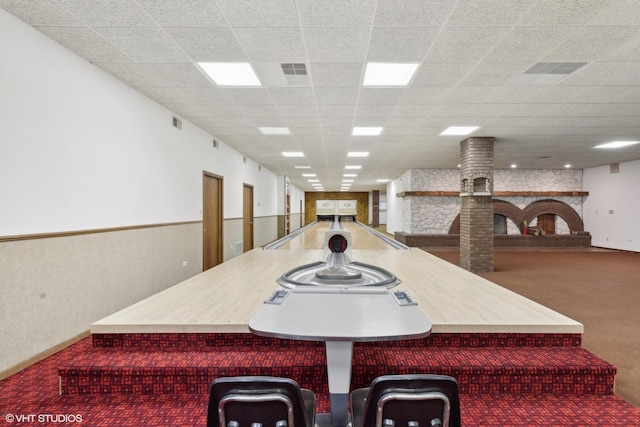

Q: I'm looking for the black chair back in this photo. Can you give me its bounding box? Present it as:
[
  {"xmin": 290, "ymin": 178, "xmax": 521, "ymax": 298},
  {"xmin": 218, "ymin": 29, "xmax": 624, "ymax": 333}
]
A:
[
  {"xmin": 207, "ymin": 376, "xmax": 315, "ymax": 427},
  {"xmin": 354, "ymin": 374, "xmax": 461, "ymax": 427}
]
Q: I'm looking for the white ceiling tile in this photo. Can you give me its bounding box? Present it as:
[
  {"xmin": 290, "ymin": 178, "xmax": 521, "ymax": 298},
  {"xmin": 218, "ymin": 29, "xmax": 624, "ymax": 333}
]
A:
[
  {"xmin": 92, "ymin": 27, "xmax": 190, "ymax": 63},
  {"xmin": 588, "ymin": 0, "xmax": 640, "ymax": 25},
  {"xmin": 277, "ymin": 104, "xmax": 319, "ymax": 118},
  {"xmin": 411, "ymin": 62, "xmax": 477, "ymax": 87},
  {"xmin": 297, "ymin": 0, "xmax": 376, "ymax": 27},
  {"xmin": 355, "ymin": 104, "xmax": 397, "ymax": 118},
  {"xmin": 234, "ymin": 27, "xmax": 305, "ymax": 62},
  {"xmin": 137, "ymin": 63, "xmax": 211, "ymax": 87},
  {"xmin": 521, "ymin": 0, "xmax": 617, "ymax": 25},
  {"xmin": 235, "ymin": 104, "xmax": 282, "ymax": 118},
  {"xmin": 374, "ymin": 0, "xmax": 455, "ymax": 26},
  {"xmin": 215, "ymin": 0, "xmax": 298, "ymax": 26},
  {"xmin": 559, "ymin": 62, "xmax": 640, "ymax": 86},
  {"xmin": 309, "ymin": 62, "xmax": 363, "ymax": 87},
  {"xmin": 446, "ymin": 0, "xmax": 532, "ymax": 25},
  {"xmin": 426, "ymin": 26, "xmax": 512, "ymax": 62},
  {"xmin": 283, "ymin": 118, "xmax": 320, "ymax": 127},
  {"xmin": 1, "ymin": 0, "xmax": 80, "ymax": 25},
  {"xmin": 303, "ymin": 27, "xmax": 369, "ymax": 62},
  {"xmin": 218, "ymin": 88, "xmax": 273, "ymax": 105},
  {"xmin": 167, "ymin": 86, "xmax": 231, "ymax": 105},
  {"xmin": 543, "ymin": 26, "xmax": 640, "ymax": 62},
  {"xmin": 442, "ymin": 87, "xmax": 541, "ymax": 104},
  {"xmin": 319, "ymin": 117, "xmax": 354, "ymax": 128},
  {"xmin": 529, "ymin": 86, "xmax": 640, "ymax": 104},
  {"xmin": 367, "ymin": 27, "xmax": 438, "ymax": 62},
  {"xmin": 400, "ymin": 87, "xmax": 451, "ymax": 104},
  {"xmin": 57, "ymin": 0, "xmax": 153, "ymax": 26},
  {"xmin": 35, "ymin": 26, "xmax": 130, "ymax": 62},
  {"xmin": 94, "ymin": 62, "xmax": 157, "ymax": 86},
  {"xmin": 164, "ymin": 26, "xmax": 246, "ymax": 62},
  {"xmin": 460, "ymin": 62, "xmax": 533, "ymax": 87},
  {"xmin": 136, "ymin": 0, "xmax": 227, "ymax": 26},
  {"xmin": 483, "ymin": 26, "xmax": 577, "ymax": 63},
  {"xmin": 358, "ymin": 88, "xmax": 407, "ymax": 105},
  {"xmin": 317, "ymin": 104, "xmax": 356, "ymax": 118},
  {"xmin": 314, "ymin": 88, "xmax": 360, "ymax": 105}
]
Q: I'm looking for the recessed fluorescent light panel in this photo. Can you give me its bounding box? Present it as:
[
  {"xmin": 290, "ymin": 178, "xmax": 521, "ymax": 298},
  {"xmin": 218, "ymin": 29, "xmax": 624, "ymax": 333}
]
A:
[
  {"xmin": 363, "ymin": 63, "xmax": 419, "ymax": 86},
  {"xmin": 594, "ymin": 141, "xmax": 640, "ymax": 149},
  {"xmin": 302, "ymin": 174, "xmax": 316, "ymax": 177},
  {"xmin": 377, "ymin": 179, "xmax": 390, "ymax": 183},
  {"xmin": 440, "ymin": 126, "xmax": 479, "ymax": 136},
  {"xmin": 197, "ymin": 62, "xmax": 261, "ymax": 86},
  {"xmin": 344, "ymin": 174, "xmax": 357, "ymax": 177},
  {"xmin": 282, "ymin": 152, "xmax": 304, "ymax": 157},
  {"xmin": 295, "ymin": 166, "xmax": 311, "ymax": 169},
  {"xmin": 259, "ymin": 127, "xmax": 291, "ymax": 135},
  {"xmin": 345, "ymin": 165, "xmax": 362, "ymax": 170},
  {"xmin": 348, "ymin": 152, "xmax": 369, "ymax": 157},
  {"xmin": 352, "ymin": 127, "xmax": 383, "ymax": 136},
  {"xmin": 342, "ymin": 179, "xmax": 354, "ymax": 183}
]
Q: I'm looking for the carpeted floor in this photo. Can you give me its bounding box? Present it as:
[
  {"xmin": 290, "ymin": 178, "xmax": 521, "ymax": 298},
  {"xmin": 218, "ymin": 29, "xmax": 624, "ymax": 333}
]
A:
[{"xmin": 423, "ymin": 248, "xmax": 640, "ymax": 409}]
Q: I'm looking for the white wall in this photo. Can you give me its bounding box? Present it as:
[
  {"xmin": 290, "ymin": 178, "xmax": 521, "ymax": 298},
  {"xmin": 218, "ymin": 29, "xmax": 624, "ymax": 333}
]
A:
[
  {"xmin": 0, "ymin": 9, "xmax": 283, "ymax": 373},
  {"xmin": 583, "ymin": 160, "xmax": 640, "ymax": 251},
  {"xmin": 0, "ymin": 10, "xmax": 278, "ymax": 236}
]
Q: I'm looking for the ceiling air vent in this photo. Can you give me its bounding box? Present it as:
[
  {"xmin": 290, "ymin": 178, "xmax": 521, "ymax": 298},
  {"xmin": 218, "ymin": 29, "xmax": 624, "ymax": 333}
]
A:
[
  {"xmin": 281, "ymin": 63, "xmax": 309, "ymax": 85},
  {"xmin": 172, "ymin": 116, "xmax": 182, "ymax": 130},
  {"xmin": 510, "ymin": 62, "xmax": 588, "ymax": 86}
]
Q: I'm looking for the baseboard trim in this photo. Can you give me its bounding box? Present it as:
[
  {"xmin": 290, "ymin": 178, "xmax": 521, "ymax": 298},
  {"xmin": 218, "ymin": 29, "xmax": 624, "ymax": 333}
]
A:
[{"xmin": 0, "ymin": 330, "xmax": 90, "ymax": 381}]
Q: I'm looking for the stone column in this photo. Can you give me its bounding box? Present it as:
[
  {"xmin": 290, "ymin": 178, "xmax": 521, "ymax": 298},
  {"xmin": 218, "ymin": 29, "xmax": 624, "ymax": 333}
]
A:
[{"xmin": 459, "ymin": 137, "xmax": 494, "ymax": 272}]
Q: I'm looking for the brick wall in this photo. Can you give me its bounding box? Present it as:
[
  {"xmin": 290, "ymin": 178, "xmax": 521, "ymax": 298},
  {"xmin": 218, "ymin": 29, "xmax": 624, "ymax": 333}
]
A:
[{"xmin": 460, "ymin": 137, "xmax": 494, "ymax": 272}]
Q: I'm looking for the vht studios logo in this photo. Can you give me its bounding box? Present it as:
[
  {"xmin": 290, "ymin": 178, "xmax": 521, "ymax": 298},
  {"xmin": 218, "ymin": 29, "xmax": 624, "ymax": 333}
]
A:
[{"xmin": 5, "ymin": 413, "xmax": 83, "ymax": 423}]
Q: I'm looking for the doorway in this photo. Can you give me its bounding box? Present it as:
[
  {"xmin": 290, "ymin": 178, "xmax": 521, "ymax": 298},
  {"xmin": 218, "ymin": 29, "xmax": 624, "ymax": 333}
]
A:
[
  {"xmin": 243, "ymin": 184, "xmax": 254, "ymax": 252},
  {"xmin": 493, "ymin": 214, "xmax": 507, "ymax": 234},
  {"xmin": 537, "ymin": 214, "xmax": 556, "ymax": 235},
  {"xmin": 203, "ymin": 172, "xmax": 223, "ymax": 271}
]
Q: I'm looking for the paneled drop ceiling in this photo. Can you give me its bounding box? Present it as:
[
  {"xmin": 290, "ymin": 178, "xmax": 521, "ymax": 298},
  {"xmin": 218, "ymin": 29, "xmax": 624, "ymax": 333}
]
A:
[{"xmin": 2, "ymin": 0, "xmax": 640, "ymax": 191}]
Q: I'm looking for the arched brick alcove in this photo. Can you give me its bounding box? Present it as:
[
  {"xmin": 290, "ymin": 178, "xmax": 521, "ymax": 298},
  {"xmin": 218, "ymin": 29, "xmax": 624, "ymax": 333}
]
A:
[
  {"xmin": 522, "ymin": 199, "xmax": 584, "ymax": 232},
  {"xmin": 448, "ymin": 199, "xmax": 583, "ymax": 234}
]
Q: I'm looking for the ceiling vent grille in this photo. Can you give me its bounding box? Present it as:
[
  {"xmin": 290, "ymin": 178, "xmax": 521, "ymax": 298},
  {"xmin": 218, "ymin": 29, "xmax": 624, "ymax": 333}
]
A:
[
  {"xmin": 524, "ymin": 62, "xmax": 588, "ymax": 75},
  {"xmin": 281, "ymin": 63, "xmax": 309, "ymax": 85},
  {"xmin": 281, "ymin": 63, "xmax": 307, "ymax": 75},
  {"xmin": 510, "ymin": 62, "xmax": 588, "ymax": 86}
]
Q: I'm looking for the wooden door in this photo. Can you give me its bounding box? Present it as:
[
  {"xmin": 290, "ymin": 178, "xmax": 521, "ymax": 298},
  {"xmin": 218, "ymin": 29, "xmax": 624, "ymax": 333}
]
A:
[
  {"xmin": 537, "ymin": 214, "xmax": 556, "ymax": 235},
  {"xmin": 243, "ymin": 184, "xmax": 254, "ymax": 252},
  {"xmin": 203, "ymin": 172, "xmax": 223, "ymax": 270}
]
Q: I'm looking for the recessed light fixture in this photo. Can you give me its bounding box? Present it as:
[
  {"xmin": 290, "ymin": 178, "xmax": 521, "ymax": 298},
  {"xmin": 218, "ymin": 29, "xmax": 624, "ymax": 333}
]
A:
[
  {"xmin": 307, "ymin": 179, "xmax": 319, "ymax": 183},
  {"xmin": 345, "ymin": 165, "xmax": 362, "ymax": 170},
  {"xmin": 376, "ymin": 179, "xmax": 390, "ymax": 183},
  {"xmin": 196, "ymin": 62, "xmax": 261, "ymax": 86},
  {"xmin": 282, "ymin": 152, "xmax": 304, "ymax": 157},
  {"xmin": 311, "ymin": 183, "xmax": 323, "ymax": 187},
  {"xmin": 348, "ymin": 152, "xmax": 370, "ymax": 157},
  {"xmin": 295, "ymin": 166, "xmax": 311, "ymax": 169},
  {"xmin": 352, "ymin": 127, "xmax": 383, "ymax": 136},
  {"xmin": 363, "ymin": 62, "xmax": 419, "ymax": 86},
  {"xmin": 302, "ymin": 173, "xmax": 316, "ymax": 177},
  {"xmin": 344, "ymin": 174, "xmax": 357, "ymax": 177},
  {"xmin": 342, "ymin": 179, "xmax": 354, "ymax": 183},
  {"xmin": 510, "ymin": 164, "xmax": 517, "ymax": 168},
  {"xmin": 259, "ymin": 127, "xmax": 291, "ymax": 135},
  {"xmin": 565, "ymin": 164, "xmax": 572, "ymax": 168},
  {"xmin": 440, "ymin": 126, "xmax": 479, "ymax": 136},
  {"xmin": 594, "ymin": 140, "xmax": 640, "ymax": 149}
]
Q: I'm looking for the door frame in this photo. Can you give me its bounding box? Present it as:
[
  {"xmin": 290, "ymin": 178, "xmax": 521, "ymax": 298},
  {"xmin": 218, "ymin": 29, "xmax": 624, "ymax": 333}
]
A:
[
  {"xmin": 243, "ymin": 183, "xmax": 254, "ymax": 252},
  {"xmin": 203, "ymin": 172, "xmax": 224, "ymax": 270}
]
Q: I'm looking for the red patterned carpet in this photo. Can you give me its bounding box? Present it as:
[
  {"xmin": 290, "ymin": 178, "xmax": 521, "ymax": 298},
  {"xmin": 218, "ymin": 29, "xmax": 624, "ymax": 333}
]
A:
[{"xmin": 2, "ymin": 334, "xmax": 640, "ymax": 426}]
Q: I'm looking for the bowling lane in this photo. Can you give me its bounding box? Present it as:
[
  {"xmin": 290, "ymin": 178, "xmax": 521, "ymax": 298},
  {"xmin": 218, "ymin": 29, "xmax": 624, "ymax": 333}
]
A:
[{"xmin": 274, "ymin": 221, "xmax": 396, "ymax": 250}]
